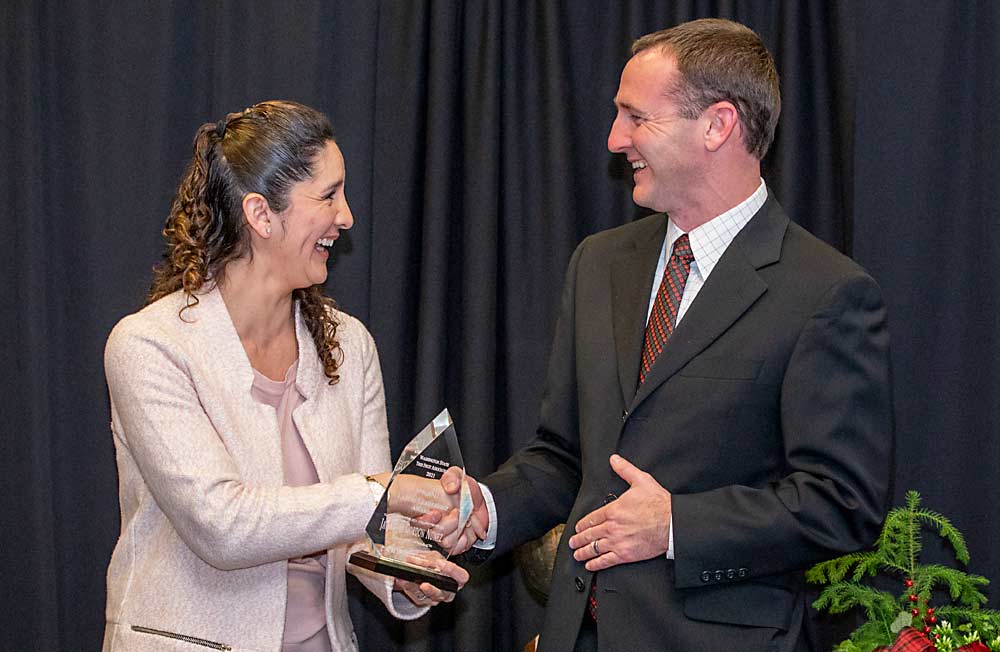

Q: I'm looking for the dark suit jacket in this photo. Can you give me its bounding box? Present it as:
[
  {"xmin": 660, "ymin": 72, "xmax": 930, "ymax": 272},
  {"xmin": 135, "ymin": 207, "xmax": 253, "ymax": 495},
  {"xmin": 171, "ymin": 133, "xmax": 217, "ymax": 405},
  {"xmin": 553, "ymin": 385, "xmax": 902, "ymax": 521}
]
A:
[{"xmin": 484, "ymin": 196, "xmax": 894, "ymax": 652}]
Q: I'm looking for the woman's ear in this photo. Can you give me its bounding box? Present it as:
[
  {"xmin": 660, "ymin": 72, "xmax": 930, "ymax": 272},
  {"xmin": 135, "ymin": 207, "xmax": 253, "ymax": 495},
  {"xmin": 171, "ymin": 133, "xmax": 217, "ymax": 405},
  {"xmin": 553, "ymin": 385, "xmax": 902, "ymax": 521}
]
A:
[{"xmin": 242, "ymin": 192, "xmax": 273, "ymax": 238}]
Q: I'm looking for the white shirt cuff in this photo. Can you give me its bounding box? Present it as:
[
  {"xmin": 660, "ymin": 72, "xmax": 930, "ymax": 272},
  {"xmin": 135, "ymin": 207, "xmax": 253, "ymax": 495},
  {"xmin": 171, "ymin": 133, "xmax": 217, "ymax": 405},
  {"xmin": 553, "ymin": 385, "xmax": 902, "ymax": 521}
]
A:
[
  {"xmin": 473, "ymin": 482, "xmax": 498, "ymax": 550},
  {"xmin": 665, "ymin": 514, "xmax": 674, "ymax": 559}
]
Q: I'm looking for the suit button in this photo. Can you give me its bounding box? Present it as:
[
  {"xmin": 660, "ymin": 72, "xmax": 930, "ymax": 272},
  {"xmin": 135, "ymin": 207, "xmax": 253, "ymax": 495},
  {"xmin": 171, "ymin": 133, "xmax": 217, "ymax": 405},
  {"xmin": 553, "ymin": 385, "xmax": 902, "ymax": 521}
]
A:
[
  {"xmin": 604, "ymin": 493, "xmax": 618, "ymax": 505},
  {"xmin": 700, "ymin": 571, "xmax": 711, "ymax": 583},
  {"xmin": 575, "ymin": 576, "xmax": 586, "ymax": 592},
  {"xmin": 726, "ymin": 568, "xmax": 736, "ymax": 580},
  {"xmin": 621, "ymin": 409, "xmax": 629, "ymax": 422},
  {"xmin": 738, "ymin": 567, "xmax": 749, "ymax": 578},
  {"xmin": 714, "ymin": 570, "xmax": 724, "ymax": 582}
]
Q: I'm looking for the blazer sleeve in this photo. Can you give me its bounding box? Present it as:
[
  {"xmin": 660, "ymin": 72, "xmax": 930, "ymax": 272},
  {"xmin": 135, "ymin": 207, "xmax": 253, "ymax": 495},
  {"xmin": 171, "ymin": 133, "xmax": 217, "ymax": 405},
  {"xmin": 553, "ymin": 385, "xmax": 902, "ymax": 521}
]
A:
[
  {"xmin": 671, "ymin": 271, "xmax": 894, "ymax": 588},
  {"xmin": 105, "ymin": 316, "xmax": 378, "ymax": 572}
]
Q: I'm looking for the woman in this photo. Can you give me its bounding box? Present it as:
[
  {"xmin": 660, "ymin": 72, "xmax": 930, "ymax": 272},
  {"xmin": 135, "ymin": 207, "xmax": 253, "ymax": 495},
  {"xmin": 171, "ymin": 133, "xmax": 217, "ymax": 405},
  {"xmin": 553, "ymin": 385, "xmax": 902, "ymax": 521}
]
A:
[{"xmin": 103, "ymin": 101, "xmax": 468, "ymax": 652}]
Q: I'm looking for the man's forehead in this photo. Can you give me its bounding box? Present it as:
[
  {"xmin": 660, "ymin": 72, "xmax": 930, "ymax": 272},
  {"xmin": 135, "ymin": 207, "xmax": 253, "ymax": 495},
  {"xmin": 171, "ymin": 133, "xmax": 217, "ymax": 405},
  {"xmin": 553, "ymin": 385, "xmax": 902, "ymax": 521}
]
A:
[{"xmin": 615, "ymin": 50, "xmax": 677, "ymax": 104}]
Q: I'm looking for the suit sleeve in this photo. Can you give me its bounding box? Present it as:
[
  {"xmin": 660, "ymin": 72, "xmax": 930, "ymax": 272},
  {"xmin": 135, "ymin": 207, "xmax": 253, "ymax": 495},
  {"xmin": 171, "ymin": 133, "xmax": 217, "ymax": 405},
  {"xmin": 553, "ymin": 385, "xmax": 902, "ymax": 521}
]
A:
[
  {"xmin": 482, "ymin": 240, "xmax": 588, "ymax": 556},
  {"xmin": 672, "ymin": 271, "xmax": 894, "ymax": 588}
]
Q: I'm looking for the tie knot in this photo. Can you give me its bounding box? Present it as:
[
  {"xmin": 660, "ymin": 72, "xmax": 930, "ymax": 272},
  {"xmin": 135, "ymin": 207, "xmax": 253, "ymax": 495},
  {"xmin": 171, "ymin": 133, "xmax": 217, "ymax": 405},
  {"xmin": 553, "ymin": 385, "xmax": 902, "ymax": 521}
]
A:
[{"xmin": 671, "ymin": 234, "xmax": 694, "ymax": 261}]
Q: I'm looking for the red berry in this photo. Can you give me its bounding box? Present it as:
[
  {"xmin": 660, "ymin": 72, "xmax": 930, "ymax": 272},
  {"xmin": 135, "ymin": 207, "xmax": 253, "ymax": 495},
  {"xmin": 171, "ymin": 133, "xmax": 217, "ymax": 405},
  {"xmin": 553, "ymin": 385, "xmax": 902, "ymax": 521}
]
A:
[
  {"xmin": 905, "ymin": 579, "xmax": 914, "ymax": 587},
  {"xmin": 910, "ymin": 594, "xmax": 919, "ymax": 602},
  {"xmin": 912, "ymin": 608, "xmax": 920, "ymax": 616},
  {"xmin": 926, "ymin": 607, "xmax": 935, "ymax": 615},
  {"xmin": 927, "ymin": 616, "xmax": 937, "ymax": 624},
  {"xmin": 923, "ymin": 625, "xmax": 931, "ymax": 634}
]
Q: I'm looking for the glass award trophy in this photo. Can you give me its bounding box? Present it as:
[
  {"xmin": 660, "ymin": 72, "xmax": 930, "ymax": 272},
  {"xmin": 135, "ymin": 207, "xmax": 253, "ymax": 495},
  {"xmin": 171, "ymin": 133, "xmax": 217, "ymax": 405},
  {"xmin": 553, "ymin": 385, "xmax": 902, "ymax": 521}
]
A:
[{"xmin": 349, "ymin": 409, "xmax": 472, "ymax": 592}]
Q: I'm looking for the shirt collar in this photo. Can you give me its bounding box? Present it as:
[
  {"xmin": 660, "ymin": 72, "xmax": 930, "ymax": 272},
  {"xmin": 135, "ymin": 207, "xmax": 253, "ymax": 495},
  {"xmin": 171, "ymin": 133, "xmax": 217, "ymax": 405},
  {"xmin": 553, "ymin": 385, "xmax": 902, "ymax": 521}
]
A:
[{"xmin": 665, "ymin": 179, "xmax": 767, "ymax": 278}]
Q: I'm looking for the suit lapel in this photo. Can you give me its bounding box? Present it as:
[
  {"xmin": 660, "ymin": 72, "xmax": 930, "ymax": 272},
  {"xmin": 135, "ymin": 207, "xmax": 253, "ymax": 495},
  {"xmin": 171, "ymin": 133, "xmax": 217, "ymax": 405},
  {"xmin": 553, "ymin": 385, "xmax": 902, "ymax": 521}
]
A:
[
  {"xmin": 628, "ymin": 197, "xmax": 789, "ymax": 412},
  {"xmin": 611, "ymin": 215, "xmax": 668, "ymax": 407}
]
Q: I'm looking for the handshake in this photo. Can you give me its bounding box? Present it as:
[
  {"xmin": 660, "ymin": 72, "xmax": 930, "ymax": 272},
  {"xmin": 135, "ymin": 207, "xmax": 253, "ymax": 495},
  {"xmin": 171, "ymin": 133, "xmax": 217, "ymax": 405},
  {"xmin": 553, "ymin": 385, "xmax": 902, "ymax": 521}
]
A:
[
  {"xmin": 352, "ymin": 466, "xmax": 489, "ymax": 608},
  {"xmin": 349, "ymin": 409, "xmax": 490, "ymax": 608},
  {"xmin": 352, "ymin": 408, "xmax": 670, "ymax": 611}
]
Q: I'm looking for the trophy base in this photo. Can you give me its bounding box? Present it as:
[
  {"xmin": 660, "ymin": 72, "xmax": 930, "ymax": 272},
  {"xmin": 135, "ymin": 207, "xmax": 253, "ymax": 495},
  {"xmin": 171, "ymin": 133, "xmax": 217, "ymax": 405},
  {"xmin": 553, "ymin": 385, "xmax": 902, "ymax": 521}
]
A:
[{"xmin": 349, "ymin": 551, "xmax": 459, "ymax": 593}]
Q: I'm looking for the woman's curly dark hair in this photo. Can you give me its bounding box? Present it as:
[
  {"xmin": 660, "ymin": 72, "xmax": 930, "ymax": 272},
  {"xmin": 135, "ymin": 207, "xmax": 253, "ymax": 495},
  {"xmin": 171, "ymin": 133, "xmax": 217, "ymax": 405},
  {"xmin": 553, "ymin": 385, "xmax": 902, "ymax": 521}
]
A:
[{"xmin": 148, "ymin": 100, "xmax": 343, "ymax": 384}]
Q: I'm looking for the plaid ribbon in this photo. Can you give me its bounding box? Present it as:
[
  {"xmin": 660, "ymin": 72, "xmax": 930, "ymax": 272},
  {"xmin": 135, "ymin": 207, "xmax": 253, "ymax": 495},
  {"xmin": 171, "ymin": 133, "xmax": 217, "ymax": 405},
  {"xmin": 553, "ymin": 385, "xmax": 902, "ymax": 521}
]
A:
[
  {"xmin": 873, "ymin": 627, "xmax": 934, "ymax": 652},
  {"xmin": 874, "ymin": 626, "xmax": 992, "ymax": 652}
]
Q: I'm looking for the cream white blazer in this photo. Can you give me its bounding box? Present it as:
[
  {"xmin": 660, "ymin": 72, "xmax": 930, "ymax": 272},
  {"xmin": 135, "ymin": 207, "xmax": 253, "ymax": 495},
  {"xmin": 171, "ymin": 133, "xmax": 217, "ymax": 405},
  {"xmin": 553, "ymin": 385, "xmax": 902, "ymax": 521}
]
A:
[{"xmin": 102, "ymin": 287, "xmax": 423, "ymax": 652}]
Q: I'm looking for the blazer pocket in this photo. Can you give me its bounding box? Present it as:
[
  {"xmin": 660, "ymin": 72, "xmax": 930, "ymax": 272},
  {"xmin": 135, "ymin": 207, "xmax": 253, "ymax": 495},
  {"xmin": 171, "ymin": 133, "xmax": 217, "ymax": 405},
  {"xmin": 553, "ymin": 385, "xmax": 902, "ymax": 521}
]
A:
[
  {"xmin": 131, "ymin": 625, "xmax": 233, "ymax": 650},
  {"xmin": 678, "ymin": 357, "xmax": 763, "ymax": 381},
  {"xmin": 683, "ymin": 581, "xmax": 794, "ymax": 631}
]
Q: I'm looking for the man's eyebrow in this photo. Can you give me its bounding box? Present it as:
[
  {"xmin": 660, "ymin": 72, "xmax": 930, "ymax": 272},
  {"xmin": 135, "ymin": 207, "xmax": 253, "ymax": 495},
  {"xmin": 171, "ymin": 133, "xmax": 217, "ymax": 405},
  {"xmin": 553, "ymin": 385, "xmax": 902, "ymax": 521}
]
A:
[{"xmin": 614, "ymin": 98, "xmax": 644, "ymax": 116}]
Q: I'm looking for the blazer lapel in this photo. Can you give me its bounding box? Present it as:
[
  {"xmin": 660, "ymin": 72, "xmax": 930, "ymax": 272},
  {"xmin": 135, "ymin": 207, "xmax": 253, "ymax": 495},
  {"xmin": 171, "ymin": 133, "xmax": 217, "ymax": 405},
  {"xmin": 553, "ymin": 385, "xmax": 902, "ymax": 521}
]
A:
[
  {"xmin": 197, "ymin": 285, "xmax": 257, "ymax": 394},
  {"xmin": 611, "ymin": 215, "xmax": 669, "ymax": 407},
  {"xmin": 290, "ymin": 303, "xmax": 350, "ymax": 483},
  {"xmin": 628, "ymin": 197, "xmax": 789, "ymax": 412}
]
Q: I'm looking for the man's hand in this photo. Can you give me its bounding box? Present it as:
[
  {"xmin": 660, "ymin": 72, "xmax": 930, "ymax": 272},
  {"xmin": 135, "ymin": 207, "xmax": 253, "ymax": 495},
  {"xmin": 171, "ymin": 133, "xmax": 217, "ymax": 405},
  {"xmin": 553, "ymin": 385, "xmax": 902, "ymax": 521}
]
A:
[
  {"xmin": 437, "ymin": 466, "xmax": 490, "ymax": 554},
  {"xmin": 415, "ymin": 505, "xmax": 487, "ymax": 554},
  {"xmin": 393, "ymin": 552, "xmax": 469, "ymax": 607},
  {"xmin": 568, "ymin": 454, "xmax": 672, "ymax": 571}
]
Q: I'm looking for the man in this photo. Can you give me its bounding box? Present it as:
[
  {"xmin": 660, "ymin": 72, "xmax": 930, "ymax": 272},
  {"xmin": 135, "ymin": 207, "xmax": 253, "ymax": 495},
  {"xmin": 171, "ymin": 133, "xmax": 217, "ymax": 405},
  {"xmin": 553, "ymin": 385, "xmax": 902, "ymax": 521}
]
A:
[{"xmin": 455, "ymin": 18, "xmax": 893, "ymax": 652}]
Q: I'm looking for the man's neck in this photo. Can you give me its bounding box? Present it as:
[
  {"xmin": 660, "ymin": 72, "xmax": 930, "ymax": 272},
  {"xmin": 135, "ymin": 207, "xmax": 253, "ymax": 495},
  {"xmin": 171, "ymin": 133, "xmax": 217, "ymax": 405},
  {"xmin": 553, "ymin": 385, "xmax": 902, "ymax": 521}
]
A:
[{"xmin": 668, "ymin": 165, "xmax": 761, "ymax": 232}]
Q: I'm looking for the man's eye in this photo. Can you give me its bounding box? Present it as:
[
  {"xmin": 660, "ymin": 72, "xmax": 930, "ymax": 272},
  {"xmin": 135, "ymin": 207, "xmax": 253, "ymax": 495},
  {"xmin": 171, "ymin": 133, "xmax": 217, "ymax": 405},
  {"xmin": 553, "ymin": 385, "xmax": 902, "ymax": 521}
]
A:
[{"xmin": 630, "ymin": 114, "xmax": 644, "ymax": 125}]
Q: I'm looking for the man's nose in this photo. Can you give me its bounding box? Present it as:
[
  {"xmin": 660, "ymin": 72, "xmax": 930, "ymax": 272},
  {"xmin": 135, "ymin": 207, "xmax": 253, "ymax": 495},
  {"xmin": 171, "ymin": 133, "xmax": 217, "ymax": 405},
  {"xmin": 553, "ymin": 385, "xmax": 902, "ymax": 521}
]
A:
[{"xmin": 607, "ymin": 114, "xmax": 630, "ymax": 153}]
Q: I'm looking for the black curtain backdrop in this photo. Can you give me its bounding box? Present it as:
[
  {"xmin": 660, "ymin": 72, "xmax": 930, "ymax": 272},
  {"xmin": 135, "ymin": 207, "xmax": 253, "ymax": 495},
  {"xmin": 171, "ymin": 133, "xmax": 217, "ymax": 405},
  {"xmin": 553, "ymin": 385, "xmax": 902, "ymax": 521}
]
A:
[{"xmin": 3, "ymin": 2, "xmax": 998, "ymax": 651}]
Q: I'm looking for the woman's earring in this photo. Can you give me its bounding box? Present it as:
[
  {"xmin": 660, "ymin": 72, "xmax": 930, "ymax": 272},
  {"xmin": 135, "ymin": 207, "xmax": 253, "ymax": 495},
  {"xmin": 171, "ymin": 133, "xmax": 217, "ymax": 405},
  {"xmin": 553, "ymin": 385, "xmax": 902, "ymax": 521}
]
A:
[{"xmin": 265, "ymin": 222, "xmax": 272, "ymax": 235}]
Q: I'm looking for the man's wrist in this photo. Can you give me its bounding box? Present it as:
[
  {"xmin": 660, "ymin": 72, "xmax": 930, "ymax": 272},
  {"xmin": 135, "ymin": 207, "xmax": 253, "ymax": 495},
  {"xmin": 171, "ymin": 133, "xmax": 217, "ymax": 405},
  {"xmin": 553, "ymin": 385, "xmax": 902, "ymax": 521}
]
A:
[{"xmin": 474, "ymin": 482, "xmax": 498, "ymax": 549}]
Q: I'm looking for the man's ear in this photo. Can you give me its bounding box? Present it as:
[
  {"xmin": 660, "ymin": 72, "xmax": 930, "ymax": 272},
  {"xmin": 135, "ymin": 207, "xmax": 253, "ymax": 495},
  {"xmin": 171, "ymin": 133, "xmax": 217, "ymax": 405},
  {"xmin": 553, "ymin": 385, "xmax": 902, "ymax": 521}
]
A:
[
  {"xmin": 242, "ymin": 192, "xmax": 273, "ymax": 238},
  {"xmin": 703, "ymin": 101, "xmax": 741, "ymax": 152}
]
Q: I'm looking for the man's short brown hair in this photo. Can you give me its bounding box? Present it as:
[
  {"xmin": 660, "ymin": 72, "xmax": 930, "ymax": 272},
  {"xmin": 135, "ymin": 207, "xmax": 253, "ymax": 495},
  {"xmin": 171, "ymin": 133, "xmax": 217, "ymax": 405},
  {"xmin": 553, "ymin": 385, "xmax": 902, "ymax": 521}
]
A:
[{"xmin": 632, "ymin": 18, "xmax": 780, "ymax": 160}]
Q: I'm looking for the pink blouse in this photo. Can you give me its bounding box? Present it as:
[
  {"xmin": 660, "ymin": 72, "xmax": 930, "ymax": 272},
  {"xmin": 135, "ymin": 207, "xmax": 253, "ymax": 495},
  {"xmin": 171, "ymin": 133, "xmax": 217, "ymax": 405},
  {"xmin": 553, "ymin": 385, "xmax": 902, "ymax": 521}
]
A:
[{"xmin": 251, "ymin": 361, "xmax": 331, "ymax": 652}]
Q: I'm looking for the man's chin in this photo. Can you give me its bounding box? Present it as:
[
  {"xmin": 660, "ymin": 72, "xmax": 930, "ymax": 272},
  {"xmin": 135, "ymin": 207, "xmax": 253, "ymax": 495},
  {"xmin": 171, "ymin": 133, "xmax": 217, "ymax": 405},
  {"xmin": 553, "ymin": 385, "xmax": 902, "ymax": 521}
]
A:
[{"xmin": 631, "ymin": 187, "xmax": 660, "ymax": 212}]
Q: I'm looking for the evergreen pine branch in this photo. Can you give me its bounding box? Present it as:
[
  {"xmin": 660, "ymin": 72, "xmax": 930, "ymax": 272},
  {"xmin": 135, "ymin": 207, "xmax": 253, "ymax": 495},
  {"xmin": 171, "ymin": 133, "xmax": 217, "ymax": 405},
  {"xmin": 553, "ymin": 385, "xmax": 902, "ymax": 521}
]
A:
[
  {"xmin": 956, "ymin": 578, "xmax": 991, "ymax": 608},
  {"xmin": 810, "ymin": 490, "xmax": 995, "ymax": 650},
  {"xmin": 812, "ymin": 582, "xmax": 898, "ymax": 622},
  {"xmin": 834, "ymin": 639, "xmax": 867, "ymax": 652},
  {"xmin": 913, "ymin": 508, "xmax": 970, "ymax": 565},
  {"xmin": 877, "ymin": 496, "xmax": 923, "ymax": 573},
  {"xmin": 935, "ymin": 606, "xmax": 1000, "ymax": 634},
  {"xmin": 807, "ymin": 552, "xmax": 881, "ymax": 584},
  {"xmin": 904, "ymin": 492, "xmax": 922, "ymax": 574},
  {"xmin": 846, "ymin": 619, "xmax": 896, "ymax": 650},
  {"xmin": 913, "ymin": 564, "xmax": 989, "ymax": 606}
]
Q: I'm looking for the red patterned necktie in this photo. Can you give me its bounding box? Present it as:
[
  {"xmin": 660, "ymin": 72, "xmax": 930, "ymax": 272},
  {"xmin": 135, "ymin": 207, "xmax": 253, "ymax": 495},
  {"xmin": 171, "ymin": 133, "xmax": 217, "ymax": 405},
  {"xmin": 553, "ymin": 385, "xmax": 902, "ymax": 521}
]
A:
[
  {"xmin": 638, "ymin": 233, "xmax": 695, "ymax": 385},
  {"xmin": 587, "ymin": 234, "xmax": 695, "ymax": 622}
]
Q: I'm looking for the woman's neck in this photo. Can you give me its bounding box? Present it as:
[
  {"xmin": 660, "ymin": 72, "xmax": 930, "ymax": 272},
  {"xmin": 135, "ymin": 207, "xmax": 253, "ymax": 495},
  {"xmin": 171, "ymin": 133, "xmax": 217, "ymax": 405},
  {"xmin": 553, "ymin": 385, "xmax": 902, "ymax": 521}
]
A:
[{"xmin": 218, "ymin": 259, "xmax": 298, "ymax": 379}]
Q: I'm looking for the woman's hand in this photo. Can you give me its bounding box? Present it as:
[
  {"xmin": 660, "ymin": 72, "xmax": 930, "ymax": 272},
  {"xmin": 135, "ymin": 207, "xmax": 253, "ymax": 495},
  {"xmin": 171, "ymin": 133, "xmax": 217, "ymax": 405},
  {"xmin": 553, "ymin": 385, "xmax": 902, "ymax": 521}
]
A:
[
  {"xmin": 393, "ymin": 553, "xmax": 469, "ymax": 607},
  {"xmin": 384, "ymin": 474, "xmax": 458, "ymax": 517}
]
